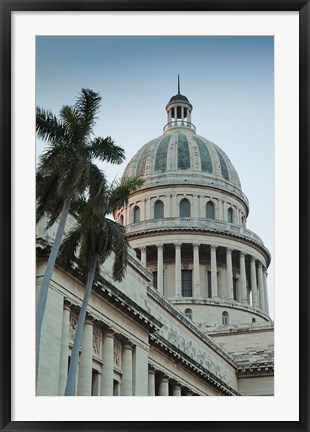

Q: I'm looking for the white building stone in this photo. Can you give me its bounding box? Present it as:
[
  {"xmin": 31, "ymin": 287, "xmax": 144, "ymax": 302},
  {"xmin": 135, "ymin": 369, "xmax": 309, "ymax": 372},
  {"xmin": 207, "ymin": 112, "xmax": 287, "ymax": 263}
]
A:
[{"xmin": 36, "ymin": 83, "xmax": 274, "ymax": 396}]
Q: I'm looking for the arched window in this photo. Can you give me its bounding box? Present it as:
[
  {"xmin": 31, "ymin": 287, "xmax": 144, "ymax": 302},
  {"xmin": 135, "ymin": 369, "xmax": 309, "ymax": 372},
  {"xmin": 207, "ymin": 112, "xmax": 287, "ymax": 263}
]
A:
[
  {"xmin": 184, "ymin": 308, "xmax": 192, "ymax": 320},
  {"xmin": 180, "ymin": 198, "xmax": 191, "ymax": 217},
  {"xmin": 222, "ymin": 311, "xmax": 229, "ymax": 326},
  {"xmin": 206, "ymin": 201, "xmax": 215, "ymax": 219},
  {"xmin": 133, "ymin": 206, "xmax": 140, "ymax": 223},
  {"xmin": 227, "ymin": 207, "xmax": 234, "ymax": 223},
  {"xmin": 154, "ymin": 200, "xmax": 164, "ymax": 219}
]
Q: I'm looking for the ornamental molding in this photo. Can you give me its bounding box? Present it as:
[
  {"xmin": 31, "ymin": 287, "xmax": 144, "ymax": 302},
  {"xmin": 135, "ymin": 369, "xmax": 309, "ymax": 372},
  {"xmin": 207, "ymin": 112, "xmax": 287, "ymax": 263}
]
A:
[{"xmin": 150, "ymin": 333, "xmax": 239, "ymax": 396}]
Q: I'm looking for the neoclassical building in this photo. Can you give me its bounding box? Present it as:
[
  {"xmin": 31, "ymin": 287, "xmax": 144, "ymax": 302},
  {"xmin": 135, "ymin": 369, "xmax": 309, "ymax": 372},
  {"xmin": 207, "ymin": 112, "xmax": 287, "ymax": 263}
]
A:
[{"xmin": 36, "ymin": 84, "xmax": 274, "ymax": 397}]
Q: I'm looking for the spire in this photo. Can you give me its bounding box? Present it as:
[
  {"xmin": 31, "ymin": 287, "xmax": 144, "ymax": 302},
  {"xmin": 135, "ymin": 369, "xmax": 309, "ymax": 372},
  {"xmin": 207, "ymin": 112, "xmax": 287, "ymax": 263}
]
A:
[{"xmin": 177, "ymin": 74, "xmax": 180, "ymax": 94}]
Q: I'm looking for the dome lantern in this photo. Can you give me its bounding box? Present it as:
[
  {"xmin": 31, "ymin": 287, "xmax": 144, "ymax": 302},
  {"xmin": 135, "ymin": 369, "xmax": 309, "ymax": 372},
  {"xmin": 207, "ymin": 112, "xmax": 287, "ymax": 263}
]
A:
[{"xmin": 164, "ymin": 75, "xmax": 196, "ymax": 133}]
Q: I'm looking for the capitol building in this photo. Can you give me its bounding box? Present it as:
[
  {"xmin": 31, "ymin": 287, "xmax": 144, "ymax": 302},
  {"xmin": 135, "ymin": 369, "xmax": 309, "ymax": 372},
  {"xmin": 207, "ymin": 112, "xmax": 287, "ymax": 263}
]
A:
[{"xmin": 36, "ymin": 83, "xmax": 274, "ymax": 397}]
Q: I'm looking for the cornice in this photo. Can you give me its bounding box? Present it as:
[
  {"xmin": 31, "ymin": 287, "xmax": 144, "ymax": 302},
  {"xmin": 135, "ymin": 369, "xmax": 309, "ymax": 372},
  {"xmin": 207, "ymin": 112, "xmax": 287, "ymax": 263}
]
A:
[{"xmin": 150, "ymin": 333, "xmax": 240, "ymax": 396}]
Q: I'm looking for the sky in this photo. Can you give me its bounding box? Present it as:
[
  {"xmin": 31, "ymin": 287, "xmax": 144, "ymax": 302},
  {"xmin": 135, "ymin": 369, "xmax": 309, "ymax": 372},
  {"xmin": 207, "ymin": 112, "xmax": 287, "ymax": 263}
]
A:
[{"xmin": 36, "ymin": 36, "xmax": 274, "ymax": 318}]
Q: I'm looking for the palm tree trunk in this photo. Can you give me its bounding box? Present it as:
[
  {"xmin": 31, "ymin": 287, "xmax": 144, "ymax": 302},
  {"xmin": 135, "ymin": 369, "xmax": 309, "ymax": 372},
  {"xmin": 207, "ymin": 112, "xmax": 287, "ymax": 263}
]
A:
[
  {"xmin": 64, "ymin": 255, "xmax": 97, "ymax": 396},
  {"xmin": 36, "ymin": 197, "xmax": 71, "ymax": 375}
]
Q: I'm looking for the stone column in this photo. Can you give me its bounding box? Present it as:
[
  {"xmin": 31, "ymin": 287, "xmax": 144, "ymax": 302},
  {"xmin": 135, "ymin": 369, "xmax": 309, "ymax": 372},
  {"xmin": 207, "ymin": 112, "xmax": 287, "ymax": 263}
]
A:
[
  {"xmin": 100, "ymin": 330, "xmax": 114, "ymax": 396},
  {"xmin": 77, "ymin": 316, "xmax": 94, "ymax": 396},
  {"xmin": 141, "ymin": 247, "xmax": 147, "ymax": 267},
  {"xmin": 158, "ymin": 375, "xmax": 169, "ymax": 396},
  {"xmin": 58, "ymin": 300, "xmax": 71, "ymax": 395},
  {"xmin": 172, "ymin": 194, "xmax": 177, "ymax": 217},
  {"xmin": 193, "ymin": 243, "xmax": 200, "ymax": 297},
  {"xmin": 193, "ymin": 195, "xmax": 198, "ymax": 216},
  {"xmin": 210, "ymin": 246, "xmax": 218, "ymax": 298},
  {"xmin": 258, "ymin": 262, "xmax": 266, "ymax": 312},
  {"xmin": 173, "ymin": 383, "xmax": 182, "ymax": 396},
  {"xmin": 148, "ymin": 198, "xmax": 152, "ymax": 220},
  {"xmin": 148, "ymin": 367, "xmax": 156, "ymax": 396},
  {"xmin": 157, "ymin": 244, "xmax": 164, "ymax": 295},
  {"xmin": 121, "ymin": 343, "xmax": 133, "ymax": 396},
  {"xmin": 240, "ymin": 252, "xmax": 248, "ymax": 304},
  {"xmin": 251, "ymin": 257, "xmax": 259, "ymax": 308},
  {"xmin": 126, "ymin": 205, "xmax": 130, "ymax": 225},
  {"xmin": 175, "ymin": 243, "xmax": 182, "ymax": 296},
  {"xmin": 226, "ymin": 248, "xmax": 234, "ymax": 301},
  {"xmin": 132, "ymin": 345, "xmax": 148, "ymax": 396},
  {"xmin": 263, "ymin": 267, "xmax": 269, "ymax": 315}
]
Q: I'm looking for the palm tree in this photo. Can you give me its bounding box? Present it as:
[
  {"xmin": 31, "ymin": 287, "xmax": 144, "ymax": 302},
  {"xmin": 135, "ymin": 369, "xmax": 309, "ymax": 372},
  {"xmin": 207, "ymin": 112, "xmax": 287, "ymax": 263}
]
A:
[
  {"xmin": 36, "ymin": 89, "xmax": 125, "ymax": 370},
  {"xmin": 59, "ymin": 176, "xmax": 143, "ymax": 396}
]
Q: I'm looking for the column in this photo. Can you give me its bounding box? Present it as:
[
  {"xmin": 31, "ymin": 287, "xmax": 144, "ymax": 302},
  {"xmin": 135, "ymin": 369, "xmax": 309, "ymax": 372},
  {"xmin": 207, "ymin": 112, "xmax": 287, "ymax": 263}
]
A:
[
  {"xmin": 250, "ymin": 257, "xmax": 259, "ymax": 308},
  {"xmin": 240, "ymin": 252, "xmax": 248, "ymax": 304},
  {"xmin": 226, "ymin": 249, "xmax": 234, "ymax": 301},
  {"xmin": 148, "ymin": 198, "xmax": 152, "ymax": 220},
  {"xmin": 58, "ymin": 300, "xmax": 71, "ymax": 395},
  {"xmin": 132, "ymin": 345, "xmax": 148, "ymax": 396},
  {"xmin": 141, "ymin": 247, "xmax": 147, "ymax": 266},
  {"xmin": 173, "ymin": 383, "xmax": 182, "ymax": 396},
  {"xmin": 77, "ymin": 316, "xmax": 94, "ymax": 396},
  {"xmin": 126, "ymin": 205, "xmax": 130, "ymax": 225},
  {"xmin": 148, "ymin": 367, "xmax": 156, "ymax": 396},
  {"xmin": 121, "ymin": 343, "xmax": 133, "ymax": 396},
  {"xmin": 193, "ymin": 195, "xmax": 198, "ymax": 216},
  {"xmin": 263, "ymin": 267, "xmax": 270, "ymax": 315},
  {"xmin": 258, "ymin": 262, "xmax": 266, "ymax": 312},
  {"xmin": 173, "ymin": 194, "xmax": 177, "ymax": 217},
  {"xmin": 210, "ymin": 246, "xmax": 218, "ymax": 298},
  {"xmin": 157, "ymin": 244, "xmax": 164, "ymax": 295},
  {"xmin": 193, "ymin": 243, "xmax": 200, "ymax": 297},
  {"xmin": 158, "ymin": 375, "xmax": 169, "ymax": 396},
  {"xmin": 185, "ymin": 390, "xmax": 193, "ymax": 396},
  {"xmin": 100, "ymin": 330, "xmax": 114, "ymax": 396},
  {"xmin": 175, "ymin": 243, "xmax": 182, "ymax": 296}
]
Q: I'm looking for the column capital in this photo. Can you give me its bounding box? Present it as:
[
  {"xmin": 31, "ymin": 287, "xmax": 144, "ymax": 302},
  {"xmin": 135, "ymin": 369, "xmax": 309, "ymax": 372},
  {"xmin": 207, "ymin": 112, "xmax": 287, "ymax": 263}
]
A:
[
  {"xmin": 174, "ymin": 242, "xmax": 182, "ymax": 247},
  {"xmin": 141, "ymin": 246, "xmax": 146, "ymax": 251},
  {"xmin": 63, "ymin": 298, "xmax": 72, "ymax": 311},
  {"xmin": 258, "ymin": 261, "xmax": 263, "ymax": 269},
  {"xmin": 156, "ymin": 243, "xmax": 163, "ymax": 249},
  {"xmin": 193, "ymin": 243, "xmax": 200, "ymax": 248},
  {"xmin": 148, "ymin": 366, "xmax": 156, "ymax": 375},
  {"xmin": 251, "ymin": 256, "xmax": 256, "ymax": 263},
  {"xmin": 226, "ymin": 247, "xmax": 233, "ymax": 253},
  {"xmin": 210, "ymin": 245, "xmax": 217, "ymax": 252},
  {"xmin": 239, "ymin": 251, "xmax": 245, "ymax": 258},
  {"xmin": 85, "ymin": 314, "xmax": 95, "ymax": 326}
]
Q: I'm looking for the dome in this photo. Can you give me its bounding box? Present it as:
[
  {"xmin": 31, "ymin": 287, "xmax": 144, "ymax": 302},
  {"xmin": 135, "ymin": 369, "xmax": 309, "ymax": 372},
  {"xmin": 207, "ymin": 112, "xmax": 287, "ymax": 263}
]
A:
[
  {"xmin": 123, "ymin": 130, "xmax": 248, "ymax": 207},
  {"xmin": 123, "ymin": 77, "xmax": 248, "ymax": 206}
]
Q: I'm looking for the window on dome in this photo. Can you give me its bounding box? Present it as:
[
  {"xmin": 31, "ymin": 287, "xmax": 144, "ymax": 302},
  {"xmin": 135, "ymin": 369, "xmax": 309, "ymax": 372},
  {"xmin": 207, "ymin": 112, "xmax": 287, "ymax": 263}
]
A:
[
  {"xmin": 180, "ymin": 198, "xmax": 190, "ymax": 217},
  {"xmin": 227, "ymin": 207, "xmax": 234, "ymax": 223},
  {"xmin": 181, "ymin": 270, "xmax": 192, "ymax": 297},
  {"xmin": 222, "ymin": 311, "xmax": 229, "ymax": 326},
  {"xmin": 154, "ymin": 200, "xmax": 164, "ymax": 219},
  {"xmin": 133, "ymin": 206, "xmax": 140, "ymax": 223},
  {"xmin": 206, "ymin": 201, "xmax": 215, "ymax": 219},
  {"xmin": 184, "ymin": 308, "xmax": 192, "ymax": 320}
]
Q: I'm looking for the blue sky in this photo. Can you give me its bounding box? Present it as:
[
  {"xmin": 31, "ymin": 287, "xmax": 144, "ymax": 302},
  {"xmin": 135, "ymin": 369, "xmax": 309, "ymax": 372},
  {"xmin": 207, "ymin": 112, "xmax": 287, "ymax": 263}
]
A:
[{"xmin": 36, "ymin": 36, "xmax": 274, "ymax": 317}]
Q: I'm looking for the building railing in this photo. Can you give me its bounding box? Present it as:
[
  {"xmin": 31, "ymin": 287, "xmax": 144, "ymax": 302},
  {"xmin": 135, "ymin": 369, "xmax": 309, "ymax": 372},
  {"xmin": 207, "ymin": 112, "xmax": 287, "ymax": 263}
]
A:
[
  {"xmin": 163, "ymin": 120, "xmax": 196, "ymax": 133},
  {"xmin": 126, "ymin": 217, "xmax": 264, "ymax": 245}
]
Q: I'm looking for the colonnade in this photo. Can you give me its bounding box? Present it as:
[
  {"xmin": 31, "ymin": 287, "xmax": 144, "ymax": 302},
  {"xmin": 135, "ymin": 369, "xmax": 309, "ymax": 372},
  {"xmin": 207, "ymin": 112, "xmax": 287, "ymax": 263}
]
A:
[
  {"xmin": 57, "ymin": 303, "xmax": 200, "ymax": 396},
  {"xmin": 148, "ymin": 367, "xmax": 197, "ymax": 396},
  {"xmin": 139, "ymin": 243, "xmax": 269, "ymax": 315}
]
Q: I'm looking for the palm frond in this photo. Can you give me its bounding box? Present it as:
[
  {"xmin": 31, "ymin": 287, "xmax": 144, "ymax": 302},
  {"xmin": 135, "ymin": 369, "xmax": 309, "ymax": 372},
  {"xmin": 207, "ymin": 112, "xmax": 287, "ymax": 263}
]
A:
[
  {"xmin": 58, "ymin": 227, "xmax": 82, "ymax": 269},
  {"xmin": 36, "ymin": 107, "xmax": 66, "ymax": 143},
  {"xmin": 109, "ymin": 176, "xmax": 144, "ymax": 212},
  {"xmin": 90, "ymin": 137, "xmax": 125, "ymax": 164},
  {"xmin": 36, "ymin": 171, "xmax": 62, "ymax": 224},
  {"xmin": 75, "ymin": 89, "xmax": 102, "ymax": 137}
]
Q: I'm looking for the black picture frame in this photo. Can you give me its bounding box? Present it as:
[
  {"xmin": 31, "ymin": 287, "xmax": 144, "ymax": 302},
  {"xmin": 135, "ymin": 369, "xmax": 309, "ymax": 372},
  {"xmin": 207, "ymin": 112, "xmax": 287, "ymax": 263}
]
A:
[{"xmin": 1, "ymin": 1, "xmax": 309, "ymax": 431}]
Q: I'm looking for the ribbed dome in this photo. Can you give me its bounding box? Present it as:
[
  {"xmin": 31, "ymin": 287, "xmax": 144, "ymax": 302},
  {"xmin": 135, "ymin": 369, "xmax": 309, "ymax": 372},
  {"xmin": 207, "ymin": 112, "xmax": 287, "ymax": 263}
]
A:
[
  {"xmin": 123, "ymin": 81, "xmax": 248, "ymax": 206},
  {"xmin": 123, "ymin": 129, "xmax": 247, "ymax": 203}
]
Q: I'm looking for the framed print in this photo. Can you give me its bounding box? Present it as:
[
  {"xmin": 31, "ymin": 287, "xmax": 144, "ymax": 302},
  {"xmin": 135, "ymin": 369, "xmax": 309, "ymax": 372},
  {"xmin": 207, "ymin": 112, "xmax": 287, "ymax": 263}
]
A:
[{"xmin": 1, "ymin": 1, "xmax": 309, "ymax": 431}]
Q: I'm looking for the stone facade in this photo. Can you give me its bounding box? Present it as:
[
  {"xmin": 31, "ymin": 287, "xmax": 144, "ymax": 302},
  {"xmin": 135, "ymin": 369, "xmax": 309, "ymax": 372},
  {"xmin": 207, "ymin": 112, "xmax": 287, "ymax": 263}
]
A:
[{"xmin": 36, "ymin": 86, "xmax": 274, "ymax": 396}]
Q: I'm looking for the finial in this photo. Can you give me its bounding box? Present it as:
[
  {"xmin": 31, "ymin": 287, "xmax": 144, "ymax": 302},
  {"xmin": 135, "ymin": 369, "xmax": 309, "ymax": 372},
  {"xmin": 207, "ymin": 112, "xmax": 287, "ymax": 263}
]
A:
[{"xmin": 178, "ymin": 74, "xmax": 180, "ymax": 94}]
